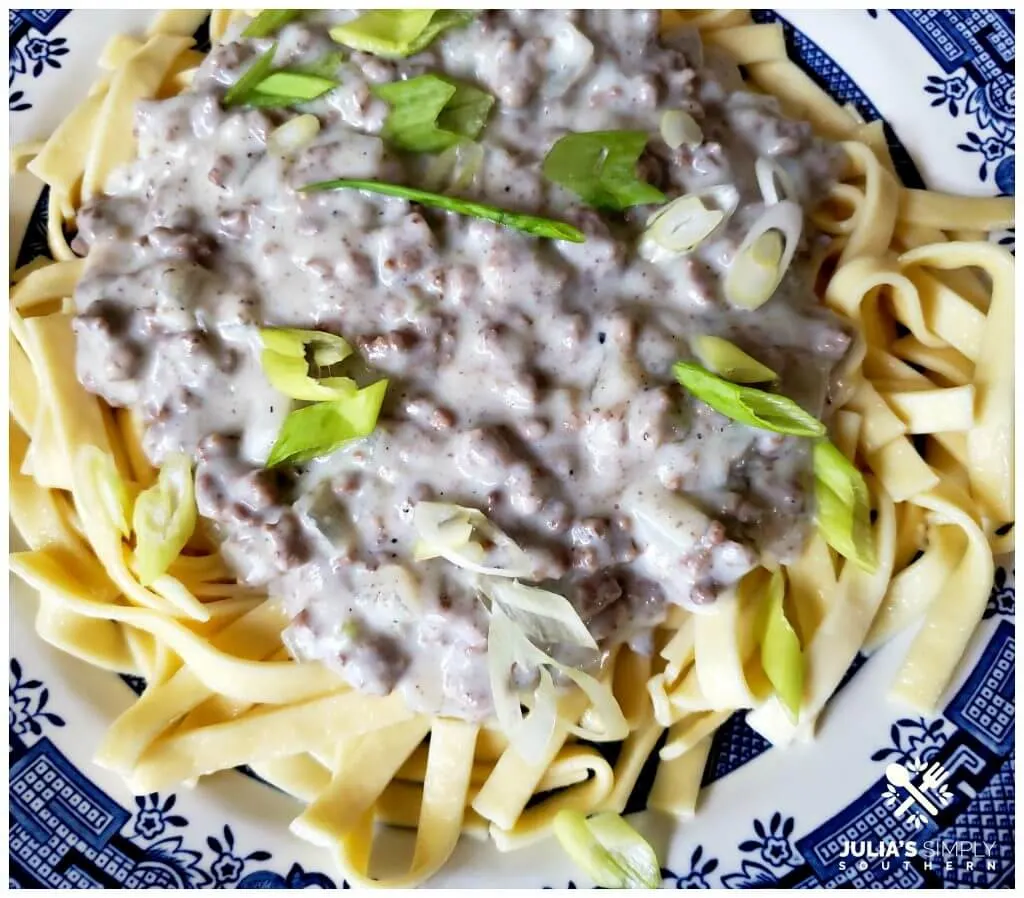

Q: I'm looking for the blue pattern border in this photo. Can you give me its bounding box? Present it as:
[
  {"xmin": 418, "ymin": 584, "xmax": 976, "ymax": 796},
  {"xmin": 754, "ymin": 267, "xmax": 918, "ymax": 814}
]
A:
[
  {"xmin": 9, "ymin": 661, "xmax": 338, "ymax": 889},
  {"xmin": 890, "ymin": 9, "xmax": 1015, "ymax": 194}
]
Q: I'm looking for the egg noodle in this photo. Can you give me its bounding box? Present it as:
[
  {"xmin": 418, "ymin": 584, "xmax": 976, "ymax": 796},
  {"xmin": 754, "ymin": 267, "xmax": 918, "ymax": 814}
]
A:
[{"xmin": 9, "ymin": 8, "xmax": 1014, "ymax": 887}]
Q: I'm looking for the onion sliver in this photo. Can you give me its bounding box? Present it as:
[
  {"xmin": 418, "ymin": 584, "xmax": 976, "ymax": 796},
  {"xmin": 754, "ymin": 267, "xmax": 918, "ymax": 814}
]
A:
[
  {"xmin": 488, "ymin": 611, "xmax": 558, "ymax": 763},
  {"xmin": 724, "ymin": 200, "xmax": 803, "ymax": 310},
  {"xmin": 268, "ymin": 113, "xmax": 320, "ymax": 157},
  {"xmin": 483, "ymin": 579, "xmax": 598, "ymax": 650},
  {"xmin": 423, "ymin": 140, "xmax": 484, "ymax": 192},
  {"xmin": 660, "ymin": 110, "xmax": 703, "ymax": 149},
  {"xmin": 412, "ymin": 501, "xmax": 535, "ymax": 578},
  {"xmin": 640, "ymin": 184, "xmax": 738, "ymax": 262},
  {"xmin": 754, "ymin": 155, "xmax": 797, "ymax": 205}
]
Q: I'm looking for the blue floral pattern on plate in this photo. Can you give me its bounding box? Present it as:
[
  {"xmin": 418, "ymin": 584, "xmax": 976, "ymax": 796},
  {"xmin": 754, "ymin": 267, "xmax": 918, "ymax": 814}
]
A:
[
  {"xmin": 9, "ymin": 658, "xmax": 65, "ymax": 739},
  {"xmin": 8, "ymin": 9, "xmax": 69, "ymax": 110},
  {"xmin": 889, "ymin": 9, "xmax": 1015, "ymax": 195},
  {"xmin": 8, "ymin": 7, "xmax": 1015, "ymax": 890}
]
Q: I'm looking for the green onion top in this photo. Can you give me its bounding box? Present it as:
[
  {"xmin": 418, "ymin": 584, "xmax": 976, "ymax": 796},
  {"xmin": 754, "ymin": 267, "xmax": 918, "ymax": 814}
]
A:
[{"xmin": 302, "ymin": 178, "xmax": 585, "ymax": 243}]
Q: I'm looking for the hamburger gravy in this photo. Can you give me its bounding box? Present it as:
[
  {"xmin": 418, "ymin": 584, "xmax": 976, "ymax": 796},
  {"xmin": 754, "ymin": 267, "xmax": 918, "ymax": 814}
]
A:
[{"xmin": 71, "ymin": 10, "xmax": 849, "ymax": 719}]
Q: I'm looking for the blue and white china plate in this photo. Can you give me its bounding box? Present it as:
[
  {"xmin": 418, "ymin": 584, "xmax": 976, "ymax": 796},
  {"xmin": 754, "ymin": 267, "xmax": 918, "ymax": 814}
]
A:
[{"xmin": 9, "ymin": 9, "xmax": 1015, "ymax": 889}]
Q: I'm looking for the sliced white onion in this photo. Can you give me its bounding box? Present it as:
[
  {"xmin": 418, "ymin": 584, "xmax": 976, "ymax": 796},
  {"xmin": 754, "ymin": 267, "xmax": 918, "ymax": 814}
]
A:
[
  {"xmin": 640, "ymin": 196, "xmax": 717, "ymax": 262},
  {"xmin": 543, "ymin": 20, "xmax": 595, "ymax": 99},
  {"xmin": 724, "ymin": 200, "xmax": 803, "ymax": 310},
  {"xmin": 488, "ymin": 608, "xmax": 628, "ymax": 759},
  {"xmin": 755, "ymin": 156, "xmax": 797, "ymax": 205},
  {"xmin": 488, "ymin": 610, "xmax": 558, "ymax": 764},
  {"xmin": 640, "ymin": 183, "xmax": 739, "ymax": 263},
  {"xmin": 482, "ymin": 579, "xmax": 597, "ymax": 650},
  {"xmin": 560, "ymin": 662, "xmax": 630, "ymax": 742},
  {"xmin": 412, "ymin": 501, "xmax": 535, "ymax": 578},
  {"xmin": 423, "ymin": 140, "xmax": 484, "ymax": 193},
  {"xmin": 622, "ymin": 479, "xmax": 712, "ymax": 557},
  {"xmin": 660, "ymin": 109, "xmax": 704, "ymax": 150},
  {"xmin": 268, "ymin": 113, "xmax": 320, "ymax": 158}
]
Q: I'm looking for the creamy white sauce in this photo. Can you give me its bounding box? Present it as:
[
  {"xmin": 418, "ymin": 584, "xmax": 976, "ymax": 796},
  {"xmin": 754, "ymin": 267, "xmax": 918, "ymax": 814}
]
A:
[{"xmin": 72, "ymin": 10, "xmax": 850, "ymax": 720}]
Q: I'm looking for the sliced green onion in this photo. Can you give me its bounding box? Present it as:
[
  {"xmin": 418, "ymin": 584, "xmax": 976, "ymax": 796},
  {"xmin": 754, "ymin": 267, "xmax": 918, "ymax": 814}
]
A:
[
  {"xmin": 639, "ymin": 184, "xmax": 737, "ymax": 263},
  {"xmin": 755, "ymin": 156, "xmax": 797, "ymax": 205},
  {"xmin": 330, "ymin": 9, "xmax": 434, "ymax": 55},
  {"xmin": 692, "ymin": 335, "xmax": 777, "ymax": 383},
  {"xmin": 542, "ymin": 131, "xmax": 666, "ymax": 211},
  {"xmin": 660, "ymin": 109, "xmax": 703, "ymax": 149},
  {"xmin": 249, "ymin": 70, "xmax": 338, "ymax": 104},
  {"xmin": 373, "ymin": 74, "xmax": 493, "ymax": 153},
  {"xmin": 412, "ymin": 501, "xmax": 535, "ymax": 578},
  {"xmin": 223, "ymin": 44, "xmax": 278, "ymax": 107},
  {"xmin": 639, "ymin": 195, "xmax": 722, "ymax": 261},
  {"xmin": 725, "ymin": 230, "xmax": 785, "ymax": 309},
  {"xmin": 673, "ymin": 361, "xmax": 825, "ymax": 437},
  {"xmin": 79, "ymin": 445, "xmax": 132, "ymax": 539},
  {"xmin": 436, "ymin": 80, "xmax": 494, "ymax": 141},
  {"xmin": 329, "ymin": 9, "xmax": 472, "ymax": 58},
  {"xmin": 481, "ymin": 579, "xmax": 598, "ymax": 650},
  {"xmin": 268, "ymin": 113, "xmax": 321, "ymax": 157},
  {"xmin": 302, "ymin": 178, "xmax": 584, "ymax": 243},
  {"xmin": 242, "ymin": 10, "xmax": 300, "ymax": 39},
  {"xmin": 261, "ymin": 327, "xmax": 350, "ymax": 366},
  {"xmin": 423, "ymin": 139, "xmax": 484, "ymax": 192},
  {"xmin": 553, "ymin": 809, "xmax": 661, "ymax": 889},
  {"xmin": 260, "ymin": 327, "xmax": 355, "ymax": 401},
  {"xmin": 292, "ymin": 50, "xmax": 346, "ymax": 81},
  {"xmin": 402, "ymin": 10, "xmax": 475, "ymax": 55},
  {"xmin": 760, "ymin": 568, "xmax": 804, "ymax": 719},
  {"xmin": 813, "ymin": 439, "xmax": 877, "ymax": 572},
  {"xmin": 724, "ymin": 201, "xmax": 802, "ymax": 310},
  {"xmin": 374, "ymin": 74, "xmax": 457, "ymax": 153},
  {"xmin": 266, "ymin": 378, "xmax": 388, "ymax": 467},
  {"xmin": 132, "ymin": 453, "xmax": 197, "ymax": 586}
]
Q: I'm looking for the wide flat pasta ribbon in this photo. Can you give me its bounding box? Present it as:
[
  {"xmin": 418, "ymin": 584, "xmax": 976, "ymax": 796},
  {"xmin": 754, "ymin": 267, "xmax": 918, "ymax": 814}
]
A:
[
  {"xmin": 900, "ymin": 243, "xmax": 1014, "ymax": 525},
  {"xmin": 648, "ymin": 735, "xmax": 713, "ymax": 818},
  {"xmin": 95, "ymin": 599, "xmax": 289, "ymax": 775},
  {"xmin": 489, "ymin": 743, "xmax": 616, "ymax": 851},
  {"xmin": 329, "ymin": 719, "xmax": 479, "ymax": 887},
  {"xmin": 890, "ymin": 480, "xmax": 996, "ymax": 711},
  {"xmin": 10, "ymin": 548, "xmax": 343, "ymax": 705}
]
